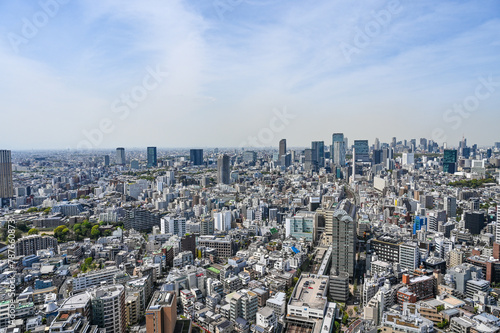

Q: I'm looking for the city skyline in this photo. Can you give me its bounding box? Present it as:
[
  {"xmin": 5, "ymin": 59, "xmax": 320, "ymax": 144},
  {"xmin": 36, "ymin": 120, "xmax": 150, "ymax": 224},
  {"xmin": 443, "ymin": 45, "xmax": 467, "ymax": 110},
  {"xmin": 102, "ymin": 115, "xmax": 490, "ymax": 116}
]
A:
[{"xmin": 0, "ymin": 1, "xmax": 499, "ymax": 149}]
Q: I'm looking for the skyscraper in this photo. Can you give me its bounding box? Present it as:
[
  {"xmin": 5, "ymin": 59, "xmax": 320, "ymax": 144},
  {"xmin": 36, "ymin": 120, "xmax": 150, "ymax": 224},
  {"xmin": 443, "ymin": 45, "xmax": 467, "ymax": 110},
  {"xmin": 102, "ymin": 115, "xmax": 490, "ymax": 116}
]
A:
[
  {"xmin": 104, "ymin": 155, "xmax": 110, "ymax": 166},
  {"xmin": 190, "ymin": 149, "xmax": 204, "ymax": 166},
  {"xmin": 217, "ymin": 154, "xmax": 230, "ymax": 184},
  {"xmin": 444, "ymin": 196, "xmax": 457, "ymax": 218},
  {"xmin": 325, "ymin": 199, "xmax": 357, "ymax": 279},
  {"xmin": 147, "ymin": 147, "xmax": 157, "ymax": 168},
  {"xmin": 331, "ymin": 133, "xmax": 344, "ymax": 165},
  {"xmin": 353, "ymin": 140, "xmax": 369, "ymax": 175},
  {"xmin": 333, "ymin": 141, "xmax": 346, "ymax": 166},
  {"xmin": 279, "ymin": 139, "xmax": 286, "ymax": 157},
  {"xmin": 304, "ymin": 149, "xmax": 317, "ymax": 172},
  {"xmin": 443, "ymin": 149, "xmax": 457, "ymax": 174},
  {"xmin": 311, "ymin": 141, "xmax": 325, "ymax": 168},
  {"xmin": 0, "ymin": 150, "xmax": 13, "ymax": 206},
  {"xmin": 116, "ymin": 147, "xmax": 126, "ymax": 165}
]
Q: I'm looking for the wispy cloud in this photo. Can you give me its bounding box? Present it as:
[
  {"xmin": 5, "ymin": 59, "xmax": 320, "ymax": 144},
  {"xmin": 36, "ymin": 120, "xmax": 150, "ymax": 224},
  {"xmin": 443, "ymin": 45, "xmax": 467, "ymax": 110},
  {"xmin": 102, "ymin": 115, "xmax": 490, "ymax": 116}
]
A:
[{"xmin": 0, "ymin": 0, "xmax": 499, "ymax": 149}]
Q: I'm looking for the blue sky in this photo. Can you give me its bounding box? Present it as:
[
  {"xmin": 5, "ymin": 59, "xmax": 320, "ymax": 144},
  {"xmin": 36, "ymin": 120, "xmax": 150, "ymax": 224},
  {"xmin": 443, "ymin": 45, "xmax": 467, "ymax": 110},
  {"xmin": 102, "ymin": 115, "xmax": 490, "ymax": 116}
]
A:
[{"xmin": 0, "ymin": 0, "xmax": 499, "ymax": 150}]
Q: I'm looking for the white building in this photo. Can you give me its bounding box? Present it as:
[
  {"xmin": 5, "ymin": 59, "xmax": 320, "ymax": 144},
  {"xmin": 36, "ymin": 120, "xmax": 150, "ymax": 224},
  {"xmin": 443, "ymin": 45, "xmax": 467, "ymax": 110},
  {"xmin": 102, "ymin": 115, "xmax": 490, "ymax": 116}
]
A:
[{"xmin": 160, "ymin": 216, "xmax": 186, "ymax": 236}]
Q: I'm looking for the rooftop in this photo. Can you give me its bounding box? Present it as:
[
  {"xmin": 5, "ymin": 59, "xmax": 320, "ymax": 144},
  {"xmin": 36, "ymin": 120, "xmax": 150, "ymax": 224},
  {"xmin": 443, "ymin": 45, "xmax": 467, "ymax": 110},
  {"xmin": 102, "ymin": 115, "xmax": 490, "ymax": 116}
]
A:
[{"xmin": 289, "ymin": 274, "xmax": 329, "ymax": 310}]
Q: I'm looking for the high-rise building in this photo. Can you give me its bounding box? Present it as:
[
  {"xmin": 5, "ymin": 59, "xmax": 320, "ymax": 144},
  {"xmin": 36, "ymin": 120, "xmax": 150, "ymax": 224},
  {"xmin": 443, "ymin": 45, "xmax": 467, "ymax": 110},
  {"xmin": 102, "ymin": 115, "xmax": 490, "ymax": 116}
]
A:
[
  {"xmin": 373, "ymin": 149, "xmax": 383, "ymax": 165},
  {"xmin": 217, "ymin": 154, "xmax": 230, "ymax": 185},
  {"xmin": 242, "ymin": 151, "xmax": 257, "ymax": 164},
  {"xmin": 200, "ymin": 218, "xmax": 214, "ymax": 236},
  {"xmin": 285, "ymin": 212, "xmax": 316, "ymax": 242},
  {"xmin": 279, "ymin": 139, "xmax": 286, "ymax": 157},
  {"xmin": 104, "ymin": 155, "xmax": 110, "ymax": 166},
  {"xmin": 463, "ymin": 211, "xmax": 486, "ymax": 235},
  {"xmin": 0, "ymin": 150, "xmax": 13, "ymax": 205},
  {"xmin": 90, "ymin": 284, "xmax": 126, "ymax": 333},
  {"xmin": 146, "ymin": 291, "xmax": 177, "ymax": 333},
  {"xmin": 331, "ymin": 133, "xmax": 344, "ymax": 165},
  {"xmin": 311, "ymin": 141, "xmax": 325, "ymax": 168},
  {"xmin": 444, "ymin": 196, "xmax": 457, "ymax": 218},
  {"xmin": 160, "ymin": 216, "xmax": 187, "ymax": 236},
  {"xmin": 304, "ymin": 149, "xmax": 317, "ymax": 172},
  {"xmin": 443, "ymin": 149, "xmax": 457, "ymax": 174},
  {"xmin": 333, "ymin": 141, "xmax": 346, "ymax": 167},
  {"xmin": 353, "ymin": 140, "xmax": 369, "ymax": 175},
  {"xmin": 147, "ymin": 147, "xmax": 157, "ymax": 167},
  {"xmin": 189, "ymin": 149, "xmax": 204, "ymax": 166},
  {"xmin": 353, "ymin": 140, "xmax": 369, "ymax": 162},
  {"xmin": 374, "ymin": 137, "xmax": 380, "ymax": 150},
  {"xmin": 320, "ymin": 200, "xmax": 357, "ymax": 279},
  {"xmin": 399, "ymin": 243, "xmax": 419, "ymax": 272},
  {"xmin": 116, "ymin": 148, "xmax": 126, "ymax": 165}
]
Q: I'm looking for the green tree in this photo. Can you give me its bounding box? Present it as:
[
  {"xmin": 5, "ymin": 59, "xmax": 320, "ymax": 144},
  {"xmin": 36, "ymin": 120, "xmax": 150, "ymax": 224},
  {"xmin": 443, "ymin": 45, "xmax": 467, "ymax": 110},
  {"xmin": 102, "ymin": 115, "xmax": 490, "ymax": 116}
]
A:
[
  {"xmin": 28, "ymin": 228, "xmax": 39, "ymax": 235},
  {"xmin": 73, "ymin": 223, "xmax": 82, "ymax": 233},
  {"xmin": 16, "ymin": 222, "xmax": 30, "ymax": 233},
  {"xmin": 54, "ymin": 225, "xmax": 69, "ymax": 242},
  {"xmin": 81, "ymin": 220, "xmax": 92, "ymax": 237},
  {"xmin": 91, "ymin": 225, "xmax": 101, "ymax": 239},
  {"xmin": 342, "ymin": 313, "xmax": 349, "ymax": 325}
]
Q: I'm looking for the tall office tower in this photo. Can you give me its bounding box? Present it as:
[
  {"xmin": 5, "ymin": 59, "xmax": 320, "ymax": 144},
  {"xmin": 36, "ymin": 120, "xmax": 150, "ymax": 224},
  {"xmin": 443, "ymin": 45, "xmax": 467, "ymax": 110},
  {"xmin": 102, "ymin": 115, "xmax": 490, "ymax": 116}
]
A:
[
  {"xmin": 279, "ymin": 153, "xmax": 292, "ymax": 167},
  {"xmin": 353, "ymin": 140, "xmax": 369, "ymax": 162},
  {"xmin": 104, "ymin": 155, "xmax": 110, "ymax": 166},
  {"xmin": 279, "ymin": 139, "xmax": 286, "ymax": 157},
  {"xmin": 420, "ymin": 138, "xmax": 427, "ymax": 150},
  {"xmin": 391, "ymin": 137, "xmax": 397, "ymax": 149},
  {"xmin": 190, "ymin": 149, "xmax": 204, "ymax": 166},
  {"xmin": 304, "ymin": 149, "xmax": 318, "ymax": 172},
  {"xmin": 90, "ymin": 284, "xmax": 126, "ymax": 333},
  {"xmin": 146, "ymin": 291, "xmax": 177, "ymax": 333},
  {"xmin": 353, "ymin": 140, "xmax": 369, "ymax": 175},
  {"xmin": 382, "ymin": 147, "xmax": 394, "ymax": 161},
  {"xmin": 444, "ymin": 196, "xmax": 457, "ymax": 218},
  {"xmin": 147, "ymin": 147, "xmax": 157, "ymax": 168},
  {"xmin": 373, "ymin": 149, "xmax": 383, "ymax": 165},
  {"xmin": 322, "ymin": 200, "xmax": 357, "ymax": 279},
  {"xmin": 311, "ymin": 141, "xmax": 325, "ymax": 168},
  {"xmin": 217, "ymin": 154, "xmax": 230, "ymax": 184},
  {"xmin": 443, "ymin": 149, "xmax": 458, "ymax": 174},
  {"xmin": 331, "ymin": 133, "xmax": 344, "ymax": 164},
  {"xmin": 0, "ymin": 150, "xmax": 13, "ymax": 206},
  {"xmin": 243, "ymin": 151, "xmax": 257, "ymax": 164},
  {"xmin": 374, "ymin": 137, "xmax": 380, "ymax": 150},
  {"xmin": 116, "ymin": 147, "xmax": 126, "ymax": 165},
  {"xmin": 333, "ymin": 141, "xmax": 346, "ymax": 166}
]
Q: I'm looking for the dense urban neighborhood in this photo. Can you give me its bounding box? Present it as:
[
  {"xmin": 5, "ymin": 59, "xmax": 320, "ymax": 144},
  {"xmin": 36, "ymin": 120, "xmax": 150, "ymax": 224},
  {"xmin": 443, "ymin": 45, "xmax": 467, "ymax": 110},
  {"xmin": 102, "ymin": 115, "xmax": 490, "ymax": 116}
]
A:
[{"xmin": 0, "ymin": 138, "xmax": 500, "ymax": 333}]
